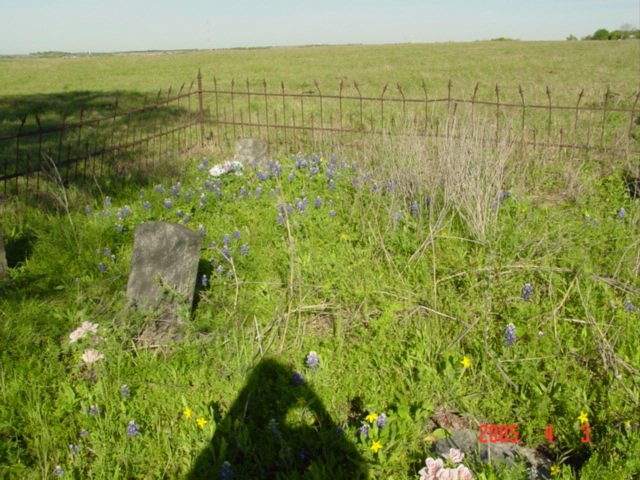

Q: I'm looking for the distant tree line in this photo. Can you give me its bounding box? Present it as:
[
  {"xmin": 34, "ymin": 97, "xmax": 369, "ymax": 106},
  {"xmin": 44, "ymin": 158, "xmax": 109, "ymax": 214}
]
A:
[{"xmin": 567, "ymin": 24, "xmax": 639, "ymax": 41}]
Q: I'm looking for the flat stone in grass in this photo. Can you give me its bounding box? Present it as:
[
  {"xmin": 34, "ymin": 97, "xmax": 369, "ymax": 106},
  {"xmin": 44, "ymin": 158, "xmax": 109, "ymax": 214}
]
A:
[
  {"xmin": 433, "ymin": 428, "xmax": 553, "ymax": 479},
  {"xmin": 126, "ymin": 222, "xmax": 201, "ymax": 344},
  {"xmin": 234, "ymin": 138, "xmax": 268, "ymax": 167},
  {"xmin": 0, "ymin": 226, "xmax": 8, "ymax": 280}
]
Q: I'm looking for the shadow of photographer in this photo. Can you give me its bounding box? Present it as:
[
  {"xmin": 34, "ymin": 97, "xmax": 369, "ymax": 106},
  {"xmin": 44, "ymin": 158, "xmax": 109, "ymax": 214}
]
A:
[{"xmin": 187, "ymin": 358, "xmax": 369, "ymax": 479}]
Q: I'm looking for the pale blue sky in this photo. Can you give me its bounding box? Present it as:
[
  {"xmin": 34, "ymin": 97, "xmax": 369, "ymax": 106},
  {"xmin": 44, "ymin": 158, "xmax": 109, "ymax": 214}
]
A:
[{"xmin": 1, "ymin": 0, "xmax": 638, "ymax": 54}]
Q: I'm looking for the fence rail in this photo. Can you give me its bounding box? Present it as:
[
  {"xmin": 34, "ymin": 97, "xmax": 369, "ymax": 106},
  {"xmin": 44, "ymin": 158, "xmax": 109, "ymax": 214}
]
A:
[{"xmin": 2, "ymin": 70, "xmax": 639, "ymax": 197}]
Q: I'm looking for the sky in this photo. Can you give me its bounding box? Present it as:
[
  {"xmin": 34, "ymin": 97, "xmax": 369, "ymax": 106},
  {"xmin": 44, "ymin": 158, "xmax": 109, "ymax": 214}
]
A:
[{"xmin": 1, "ymin": 0, "xmax": 638, "ymax": 55}]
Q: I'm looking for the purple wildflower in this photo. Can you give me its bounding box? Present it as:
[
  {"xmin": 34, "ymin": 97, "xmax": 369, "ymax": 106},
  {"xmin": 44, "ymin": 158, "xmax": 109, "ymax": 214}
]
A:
[
  {"xmin": 126, "ymin": 420, "xmax": 140, "ymax": 437},
  {"xmin": 305, "ymin": 351, "xmax": 320, "ymax": 370},
  {"xmin": 69, "ymin": 444, "xmax": 80, "ymax": 455},
  {"xmin": 376, "ymin": 413, "xmax": 387, "ymax": 428},
  {"xmin": 143, "ymin": 201, "xmax": 151, "ymax": 210},
  {"xmin": 220, "ymin": 461, "xmax": 234, "ymax": 479},
  {"xmin": 359, "ymin": 424, "xmax": 369, "ymax": 439},
  {"xmin": 291, "ymin": 371, "xmax": 305, "ymax": 387},
  {"xmin": 222, "ymin": 234, "xmax": 231, "ymax": 246},
  {"xmin": 504, "ymin": 323, "xmax": 517, "ymax": 346},
  {"xmin": 240, "ymin": 244, "xmax": 249, "ymax": 256},
  {"xmin": 201, "ymin": 275, "xmax": 208, "ymax": 287},
  {"xmin": 97, "ymin": 263, "xmax": 107, "ymax": 273},
  {"xmin": 120, "ymin": 384, "xmax": 131, "ymax": 399},
  {"xmin": 522, "ymin": 283, "xmax": 533, "ymax": 301}
]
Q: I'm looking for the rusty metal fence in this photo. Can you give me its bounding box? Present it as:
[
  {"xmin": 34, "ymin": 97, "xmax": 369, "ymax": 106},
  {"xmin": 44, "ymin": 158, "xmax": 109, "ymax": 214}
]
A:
[{"xmin": 2, "ymin": 70, "xmax": 639, "ymax": 197}]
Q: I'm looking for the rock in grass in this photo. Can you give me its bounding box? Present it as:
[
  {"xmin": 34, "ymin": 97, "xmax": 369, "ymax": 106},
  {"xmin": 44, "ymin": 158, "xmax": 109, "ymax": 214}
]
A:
[
  {"xmin": 234, "ymin": 138, "xmax": 268, "ymax": 167},
  {"xmin": 126, "ymin": 222, "xmax": 201, "ymax": 345}
]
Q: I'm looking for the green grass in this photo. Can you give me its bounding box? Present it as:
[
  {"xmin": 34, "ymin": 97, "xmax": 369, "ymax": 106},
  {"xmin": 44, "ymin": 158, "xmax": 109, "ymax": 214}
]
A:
[{"xmin": 1, "ymin": 41, "xmax": 639, "ymax": 479}]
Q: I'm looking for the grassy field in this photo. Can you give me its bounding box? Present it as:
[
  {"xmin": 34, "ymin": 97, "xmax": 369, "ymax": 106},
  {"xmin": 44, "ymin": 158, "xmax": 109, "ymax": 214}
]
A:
[{"xmin": 1, "ymin": 42, "xmax": 640, "ymax": 479}]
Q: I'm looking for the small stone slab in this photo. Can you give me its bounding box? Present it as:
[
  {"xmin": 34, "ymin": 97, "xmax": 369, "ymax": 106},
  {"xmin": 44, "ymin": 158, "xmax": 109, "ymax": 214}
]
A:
[
  {"xmin": 0, "ymin": 226, "xmax": 8, "ymax": 280},
  {"xmin": 126, "ymin": 222, "xmax": 201, "ymax": 344},
  {"xmin": 434, "ymin": 428, "xmax": 553, "ymax": 479},
  {"xmin": 234, "ymin": 138, "xmax": 268, "ymax": 167}
]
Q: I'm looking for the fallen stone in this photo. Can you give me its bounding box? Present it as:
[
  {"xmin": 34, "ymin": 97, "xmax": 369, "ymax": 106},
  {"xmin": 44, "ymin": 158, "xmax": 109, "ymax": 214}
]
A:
[
  {"xmin": 126, "ymin": 222, "xmax": 201, "ymax": 344},
  {"xmin": 234, "ymin": 138, "xmax": 268, "ymax": 167},
  {"xmin": 433, "ymin": 428, "xmax": 553, "ymax": 479}
]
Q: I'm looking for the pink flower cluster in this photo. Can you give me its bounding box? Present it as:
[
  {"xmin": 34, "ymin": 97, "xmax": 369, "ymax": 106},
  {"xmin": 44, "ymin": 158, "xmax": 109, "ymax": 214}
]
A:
[
  {"xmin": 418, "ymin": 449, "xmax": 474, "ymax": 480},
  {"xmin": 209, "ymin": 161, "xmax": 244, "ymax": 178}
]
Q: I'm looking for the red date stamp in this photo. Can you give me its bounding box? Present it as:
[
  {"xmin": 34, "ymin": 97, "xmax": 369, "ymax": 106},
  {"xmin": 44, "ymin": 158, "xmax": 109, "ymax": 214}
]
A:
[{"xmin": 479, "ymin": 424, "xmax": 591, "ymax": 443}]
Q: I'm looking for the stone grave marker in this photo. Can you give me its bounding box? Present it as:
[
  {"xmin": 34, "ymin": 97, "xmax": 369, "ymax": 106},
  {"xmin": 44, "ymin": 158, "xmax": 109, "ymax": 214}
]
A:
[
  {"xmin": 234, "ymin": 137, "xmax": 269, "ymax": 167},
  {"xmin": 126, "ymin": 222, "xmax": 201, "ymax": 344},
  {"xmin": 0, "ymin": 227, "xmax": 8, "ymax": 280}
]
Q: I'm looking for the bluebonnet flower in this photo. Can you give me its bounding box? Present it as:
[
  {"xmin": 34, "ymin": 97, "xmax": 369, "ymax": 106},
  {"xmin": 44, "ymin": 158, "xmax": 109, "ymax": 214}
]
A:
[
  {"xmin": 104, "ymin": 196, "xmax": 112, "ymax": 207},
  {"xmin": 593, "ymin": 220, "xmax": 600, "ymax": 227},
  {"xmin": 394, "ymin": 212, "xmax": 404, "ymax": 222},
  {"xmin": 240, "ymin": 244, "xmax": 249, "ymax": 256},
  {"xmin": 305, "ymin": 351, "xmax": 320, "ymax": 370},
  {"xmin": 176, "ymin": 210, "xmax": 183, "ymax": 218},
  {"xmin": 89, "ymin": 405, "xmax": 100, "ymax": 415},
  {"xmin": 504, "ymin": 323, "xmax": 517, "ymax": 346},
  {"xmin": 126, "ymin": 420, "xmax": 140, "ymax": 437},
  {"xmin": 268, "ymin": 160, "xmax": 282, "ymax": 177},
  {"xmin": 329, "ymin": 210, "xmax": 336, "ymax": 217},
  {"xmin": 219, "ymin": 461, "xmax": 234, "ymax": 479},
  {"xmin": 491, "ymin": 202, "xmax": 499, "ymax": 210},
  {"xmin": 121, "ymin": 205, "xmax": 131, "ymax": 216},
  {"xmin": 198, "ymin": 203, "xmax": 205, "ymax": 210},
  {"xmin": 97, "ymin": 263, "xmax": 107, "ymax": 273},
  {"xmin": 171, "ymin": 182, "xmax": 182, "ymax": 199},
  {"xmin": 386, "ymin": 181, "xmax": 393, "ymax": 192},
  {"xmin": 411, "ymin": 201, "xmax": 419, "ymax": 213},
  {"xmin": 69, "ymin": 444, "xmax": 80, "ymax": 455},
  {"xmin": 226, "ymin": 270, "xmax": 234, "ymax": 277},
  {"xmin": 201, "ymin": 275, "xmax": 208, "ymax": 287},
  {"xmin": 498, "ymin": 192, "xmax": 505, "ymax": 202},
  {"xmin": 328, "ymin": 200, "xmax": 334, "ymax": 206},
  {"xmin": 54, "ymin": 466, "xmax": 64, "ymax": 475},
  {"xmin": 210, "ymin": 258, "xmax": 216, "ymax": 267},
  {"xmin": 120, "ymin": 384, "xmax": 131, "ymax": 399},
  {"xmin": 624, "ymin": 301, "xmax": 639, "ymax": 312},
  {"xmin": 210, "ymin": 241, "xmax": 217, "ymax": 248},
  {"xmin": 154, "ymin": 185, "xmax": 165, "ymax": 194},
  {"xmin": 277, "ymin": 214, "xmax": 284, "ymax": 225},
  {"xmin": 198, "ymin": 225, "xmax": 206, "ymax": 237},
  {"xmin": 183, "ymin": 214, "xmax": 190, "ymax": 224},
  {"xmin": 359, "ymin": 424, "xmax": 369, "ymax": 439},
  {"xmin": 584, "ymin": 214, "xmax": 591, "ymax": 224},
  {"xmin": 84, "ymin": 205, "xmax": 91, "ymax": 215},
  {"xmin": 79, "ymin": 429, "xmax": 89, "ymax": 437},
  {"xmin": 163, "ymin": 198, "xmax": 172, "ymax": 209},
  {"xmin": 216, "ymin": 265, "xmax": 225, "ymax": 275},
  {"xmin": 522, "ymin": 283, "xmax": 533, "ymax": 301},
  {"xmin": 115, "ymin": 224, "xmax": 123, "ymax": 232},
  {"xmin": 328, "ymin": 179, "xmax": 335, "ymax": 191},
  {"xmin": 315, "ymin": 197, "xmax": 322, "ymax": 208},
  {"xmin": 371, "ymin": 184, "xmax": 378, "ymax": 192},
  {"xmin": 618, "ymin": 208, "xmax": 627, "ymax": 219},
  {"xmin": 143, "ymin": 201, "xmax": 151, "ymax": 210},
  {"xmin": 139, "ymin": 189, "xmax": 145, "ymax": 199},
  {"xmin": 291, "ymin": 371, "xmax": 305, "ymax": 387},
  {"xmin": 255, "ymin": 185, "xmax": 263, "ymax": 197},
  {"xmin": 222, "ymin": 234, "xmax": 231, "ymax": 246},
  {"xmin": 335, "ymin": 427, "xmax": 345, "ymax": 437},
  {"xmin": 239, "ymin": 187, "xmax": 247, "ymax": 197},
  {"xmin": 268, "ymin": 419, "xmax": 281, "ymax": 441},
  {"xmin": 376, "ymin": 413, "xmax": 387, "ymax": 428},
  {"xmin": 257, "ymin": 171, "xmax": 268, "ymax": 181},
  {"xmin": 103, "ymin": 248, "xmax": 111, "ymax": 256},
  {"xmin": 222, "ymin": 247, "xmax": 230, "ymax": 260},
  {"xmin": 233, "ymin": 230, "xmax": 241, "ymax": 240},
  {"xmin": 289, "ymin": 171, "xmax": 295, "ymax": 182}
]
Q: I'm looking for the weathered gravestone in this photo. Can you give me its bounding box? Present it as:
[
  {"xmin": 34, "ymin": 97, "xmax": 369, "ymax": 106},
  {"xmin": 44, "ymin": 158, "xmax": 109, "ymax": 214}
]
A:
[
  {"xmin": 0, "ymin": 227, "xmax": 8, "ymax": 280},
  {"xmin": 234, "ymin": 138, "xmax": 269, "ymax": 167},
  {"xmin": 126, "ymin": 222, "xmax": 201, "ymax": 344},
  {"xmin": 433, "ymin": 429, "xmax": 553, "ymax": 479}
]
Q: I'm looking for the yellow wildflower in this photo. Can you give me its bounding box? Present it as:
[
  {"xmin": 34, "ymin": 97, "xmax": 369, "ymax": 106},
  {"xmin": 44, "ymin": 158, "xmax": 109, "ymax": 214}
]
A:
[
  {"xmin": 183, "ymin": 407, "xmax": 193, "ymax": 419},
  {"xmin": 550, "ymin": 464, "xmax": 560, "ymax": 476},
  {"xmin": 341, "ymin": 233, "xmax": 348, "ymax": 240},
  {"xmin": 196, "ymin": 418, "xmax": 208, "ymax": 428},
  {"xmin": 370, "ymin": 441, "xmax": 383, "ymax": 453},
  {"xmin": 296, "ymin": 397, "xmax": 307, "ymax": 406},
  {"xmin": 365, "ymin": 413, "xmax": 378, "ymax": 424},
  {"xmin": 441, "ymin": 231, "xmax": 447, "ymax": 236},
  {"xmin": 578, "ymin": 412, "xmax": 589, "ymax": 424},
  {"xmin": 460, "ymin": 356, "xmax": 471, "ymax": 368}
]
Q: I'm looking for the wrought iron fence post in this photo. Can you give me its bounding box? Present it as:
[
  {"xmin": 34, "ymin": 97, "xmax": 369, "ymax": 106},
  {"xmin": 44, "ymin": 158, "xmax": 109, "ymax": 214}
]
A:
[{"xmin": 197, "ymin": 70, "xmax": 205, "ymax": 147}]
